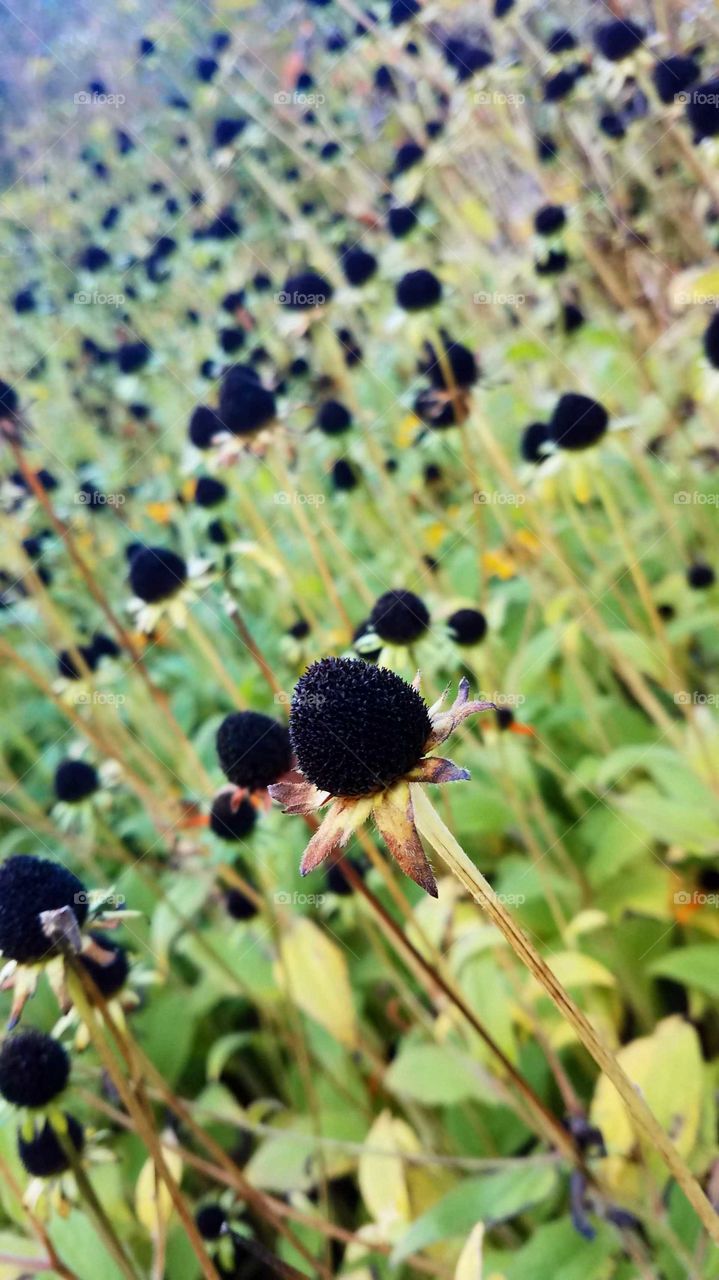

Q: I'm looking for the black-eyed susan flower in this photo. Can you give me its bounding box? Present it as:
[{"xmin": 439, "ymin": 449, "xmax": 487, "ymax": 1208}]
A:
[
  {"xmin": 127, "ymin": 543, "xmax": 213, "ymax": 632},
  {"xmin": 0, "ymin": 854, "xmax": 130, "ymax": 1026},
  {"xmin": 269, "ymin": 658, "xmax": 494, "ymax": 897}
]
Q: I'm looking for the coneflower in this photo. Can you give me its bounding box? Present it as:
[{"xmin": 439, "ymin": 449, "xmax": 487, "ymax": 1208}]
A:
[{"xmin": 270, "ymin": 658, "xmax": 494, "ymax": 896}]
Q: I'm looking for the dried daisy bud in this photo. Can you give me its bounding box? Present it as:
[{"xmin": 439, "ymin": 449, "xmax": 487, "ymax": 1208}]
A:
[
  {"xmin": 0, "ymin": 1029, "xmax": 70, "ymax": 1108},
  {"xmin": 54, "ymin": 760, "xmax": 99, "ymax": 804},
  {"xmin": 129, "ymin": 546, "xmax": 187, "ymax": 603},
  {"xmin": 687, "ymin": 562, "xmax": 715, "ymax": 590},
  {"xmin": 216, "ymin": 711, "xmax": 292, "ymax": 791},
  {"xmin": 209, "ymin": 793, "xmax": 258, "ymax": 841},
  {"xmin": 290, "ymin": 657, "xmax": 432, "ymax": 798},
  {"xmin": 396, "ymin": 269, "xmax": 442, "ymax": 312},
  {"xmin": 447, "ymin": 608, "xmax": 487, "ymax": 646},
  {"xmin": 79, "ymin": 933, "xmax": 130, "ymax": 998},
  {"xmin": 594, "ymin": 19, "xmax": 644, "ymax": 62},
  {"xmin": 0, "ymin": 855, "xmax": 88, "ymax": 965},
  {"xmin": 369, "ymin": 589, "xmax": 430, "ymax": 645},
  {"xmin": 196, "ymin": 1203, "xmax": 227, "ymax": 1240},
  {"xmin": 18, "ymin": 1114, "xmax": 84, "ymax": 1178},
  {"xmin": 549, "ymin": 393, "xmax": 608, "ymax": 451}
]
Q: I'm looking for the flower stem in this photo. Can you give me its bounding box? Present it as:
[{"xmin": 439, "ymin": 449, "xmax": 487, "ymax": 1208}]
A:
[{"xmin": 411, "ymin": 784, "xmax": 719, "ymax": 1248}]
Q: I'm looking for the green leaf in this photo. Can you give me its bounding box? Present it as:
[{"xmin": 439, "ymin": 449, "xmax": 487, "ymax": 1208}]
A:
[
  {"xmin": 384, "ymin": 1043, "xmax": 499, "ymax": 1106},
  {"xmin": 390, "ymin": 1165, "xmax": 557, "ymax": 1265},
  {"xmin": 648, "ymin": 947, "xmax": 719, "ymax": 998}
]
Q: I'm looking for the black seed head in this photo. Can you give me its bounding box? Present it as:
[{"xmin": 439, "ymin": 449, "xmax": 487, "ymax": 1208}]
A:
[
  {"xmin": 216, "ymin": 711, "xmax": 292, "ymax": 791},
  {"xmin": 686, "ymin": 80, "xmax": 719, "ymax": 141},
  {"xmin": 599, "ymin": 112, "xmax": 626, "ymax": 140},
  {"xmin": 57, "ymin": 646, "xmax": 96, "ymax": 680},
  {"xmin": 549, "ymin": 393, "xmax": 608, "ymax": 451},
  {"xmin": 129, "ymin": 546, "xmax": 187, "ymax": 603},
  {"xmin": 536, "ymin": 249, "xmax": 569, "ymax": 277},
  {"xmin": 447, "ymin": 608, "xmax": 487, "ymax": 646},
  {"xmin": 544, "ymin": 68, "xmax": 577, "ymax": 103},
  {"xmin": 288, "ymin": 618, "xmax": 310, "ymax": 639},
  {"xmin": 196, "ymin": 56, "xmax": 219, "ymax": 82},
  {"xmin": 369, "ymin": 589, "xmax": 430, "ymax": 645},
  {"xmin": 414, "ymin": 387, "xmax": 458, "ymax": 429},
  {"xmin": 54, "ymin": 760, "xmax": 99, "ymax": 804},
  {"xmin": 521, "ymin": 421, "xmax": 550, "ymax": 464},
  {"xmin": 0, "ymin": 380, "xmax": 18, "ymax": 416},
  {"xmin": 396, "ymin": 269, "xmax": 442, "ymax": 312},
  {"xmin": 196, "ymin": 1204, "xmax": 227, "ymax": 1239},
  {"xmin": 687, "ymin": 562, "xmax": 715, "ymax": 590},
  {"xmin": 214, "ymin": 117, "xmax": 246, "ymax": 148},
  {"xmin": 225, "ymin": 887, "xmax": 259, "ymax": 920},
  {"xmin": 331, "ymin": 458, "xmax": 359, "ymax": 491},
  {"xmin": 703, "ymin": 313, "xmax": 719, "ymax": 368},
  {"xmin": 595, "ymin": 20, "xmax": 644, "ymax": 62},
  {"xmin": 390, "ymin": 0, "xmax": 420, "ymax": 23},
  {"xmin": 219, "ymin": 366, "xmax": 276, "ymax": 435},
  {"xmin": 653, "ymin": 55, "xmax": 699, "ymax": 106},
  {"xmin": 0, "ymin": 855, "xmax": 88, "ymax": 964},
  {"xmin": 0, "ymin": 1029, "xmax": 70, "ymax": 1108},
  {"xmin": 290, "ymin": 658, "xmax": 431, "ymax": 797},
  {"xmin": 117, "ymin": 342, "xmax": 151, "ymax": 374},
  {"xmin": 341, "ymin": 247, "xmax": 377, "ymax": 287},
  {"xmin": 317, "ymin": 401, "xmax": 352, "ymax": 435},
  {"xmin": 422, "ymin": 333, "xmax": 478, "ymax": 389},
  {"xmin": 79, "ymin": 933, "xmax": 130, "ymax": 998},
  {"xmin": 388, "ymin": 205, "xmax": 418, "ymax": 238},
  {"xmin": 393, "ymin": 141, "xmax": 424, "ymax": 174},
  {"xmin": 657, "ymin": 603, "xmax": 675, "ymax": 621},
  {"xmin": 18, "ymin": 1113, "xmax": 84, "ymax": 1178},
  {"xmin": 563, "ymin": 302, "xmax": 585, "ymax": 334},
  {"xmin": 210, "ymin": 793, "xmax": 257, "ymax": 842},
  {"xmin": 547, "ymin": 27, "xmax": 576, "ymax": 54},
  {"xmin": 91, "ymin": 631, "xmax": 121, "ymax": 661},
  {"xmin": 496, "ymin": 707, "xmax": 514, "ymax": 730},
  {"xmin": 194, "ymin": 476, "xmax": 227, "ymax": 507},
  {"xmin": 534, "ymin": 204, "xmax": 566, "ymax": 237},
  {"xmin": 280, "ymin": 271, "xmax": 333, "ymax": 310},
  {"xmin": 219, "ymin": 326, "xmax": 245, "ymax": 355}
]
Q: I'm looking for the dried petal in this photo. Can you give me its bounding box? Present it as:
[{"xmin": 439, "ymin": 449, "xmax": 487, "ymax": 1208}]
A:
[{"xmin": 373, "ymin": 786, "xmax": 438, "ymax": 897}]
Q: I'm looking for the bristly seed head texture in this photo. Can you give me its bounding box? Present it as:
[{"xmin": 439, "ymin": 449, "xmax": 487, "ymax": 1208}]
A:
[
  {"xmin": 0, "ymin": 855, "xmax": 88, "ymax": 964},
  {"xmin": 0, "ymin": 1028, "xmax": 70, "ymax": 1108},
  {"xmin": 289, "ymin": 657, "xmax": 432, "ymax": 797}
]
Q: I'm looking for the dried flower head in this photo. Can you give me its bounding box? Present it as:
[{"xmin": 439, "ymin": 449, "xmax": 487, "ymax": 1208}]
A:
[{"xmin": 270, "ymin": 658, "xmax": 494, "ymax": 896}]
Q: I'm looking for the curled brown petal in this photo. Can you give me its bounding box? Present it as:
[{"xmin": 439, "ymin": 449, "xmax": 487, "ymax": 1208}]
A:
[
  {"xmin": 406, "ymin": 756, "xmax": 470, "ymax": 784},
  {"xmin": 374, "ymin": 787, "xmax": 438, "ymax": 898},
  {"xmin": 269, "ymin": 779, "xmax": 331, "ymax": 815}
]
